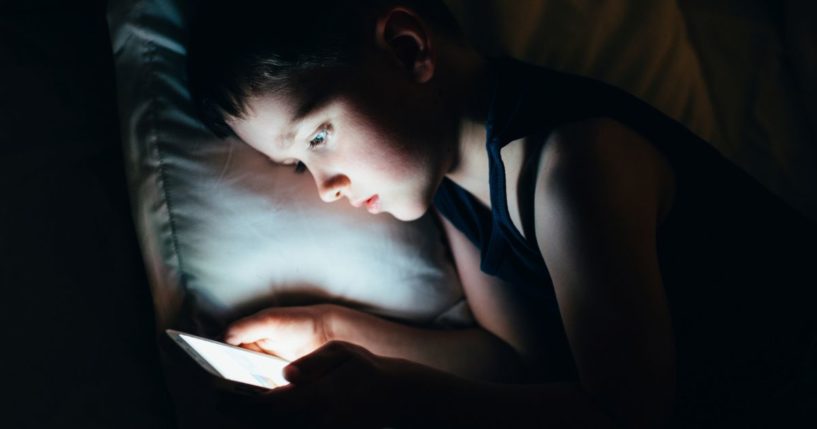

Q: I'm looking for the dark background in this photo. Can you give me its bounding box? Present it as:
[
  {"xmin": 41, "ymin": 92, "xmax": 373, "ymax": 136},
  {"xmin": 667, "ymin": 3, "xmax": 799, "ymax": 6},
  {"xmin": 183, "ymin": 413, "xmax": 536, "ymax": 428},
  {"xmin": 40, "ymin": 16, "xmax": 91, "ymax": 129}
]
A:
[
  {"xmin": 1, "ymin": 0, "xmax": 814, "ymax": 427},
  {"xmin": 1, "ymin": 1, "xmax": 176, "ymax": 427}
]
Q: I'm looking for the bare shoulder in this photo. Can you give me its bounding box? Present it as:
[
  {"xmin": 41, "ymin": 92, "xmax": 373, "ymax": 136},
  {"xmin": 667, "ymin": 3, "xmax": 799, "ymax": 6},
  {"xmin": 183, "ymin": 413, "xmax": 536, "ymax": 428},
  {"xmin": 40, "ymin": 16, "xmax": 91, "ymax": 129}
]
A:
[
  {"xmin": 540, "ymin": 118, "xmax": 670, "ymax": 182},
  {"xmin": 536, "ymin": 117, "xmax": 675, "ymax": 221}
]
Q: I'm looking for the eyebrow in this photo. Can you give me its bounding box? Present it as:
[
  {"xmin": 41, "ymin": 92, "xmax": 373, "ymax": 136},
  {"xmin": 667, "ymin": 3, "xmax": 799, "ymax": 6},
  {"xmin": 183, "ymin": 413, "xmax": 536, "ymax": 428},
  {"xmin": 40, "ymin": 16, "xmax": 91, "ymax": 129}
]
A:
[
  {"xmin": 273, "ymin": 98, "xmax": 323, "ymax": 153},
  {"xmin": 292, "ymin": 89, "xmax": 332, "ymax": 122},
  {"xmin": 274, "ymin": 78, "xmax": 335, "ymax": 152},
  {"xmin": 275, "ymin": 91, "xmax": 331, "ymax": 154}
]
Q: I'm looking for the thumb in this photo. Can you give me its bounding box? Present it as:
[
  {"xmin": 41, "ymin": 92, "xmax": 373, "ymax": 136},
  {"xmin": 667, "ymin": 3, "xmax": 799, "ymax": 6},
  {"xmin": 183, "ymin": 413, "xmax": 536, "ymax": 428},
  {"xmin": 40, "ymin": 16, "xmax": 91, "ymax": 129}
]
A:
[
  {"xmin": 224, "ymin": 313, "xmax": 281, "ymax": 345},
  {"xmin": 284, "ymin": 341, "xmax": 354, "ymax": 384}
]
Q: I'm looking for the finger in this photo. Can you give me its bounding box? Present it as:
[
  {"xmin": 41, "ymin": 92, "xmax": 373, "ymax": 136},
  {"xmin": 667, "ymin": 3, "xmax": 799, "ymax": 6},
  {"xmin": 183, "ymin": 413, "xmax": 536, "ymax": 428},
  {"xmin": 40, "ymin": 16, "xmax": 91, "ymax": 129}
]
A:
[
  {"xmin": 285, "ymin": 341, "xmax": 357, "ymax": 384},
  {"xmin": 224, "ymin": 311, "xmax": 280, "ymax": 345},
  {"xmin": 242, "ymin": 341, "xmax": 290, "ymax": 361},
  {"xmin": 239, "ymin": 342, "xmax": 266, "ymax": 353}
]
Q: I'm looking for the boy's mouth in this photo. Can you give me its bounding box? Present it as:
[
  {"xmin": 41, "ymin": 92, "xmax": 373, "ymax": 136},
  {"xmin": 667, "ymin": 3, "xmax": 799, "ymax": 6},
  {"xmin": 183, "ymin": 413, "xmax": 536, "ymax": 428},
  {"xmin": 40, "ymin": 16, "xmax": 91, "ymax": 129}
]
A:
[{"xmin": 364, "ymin": 195, "xmax": 380, "ymax": 213}]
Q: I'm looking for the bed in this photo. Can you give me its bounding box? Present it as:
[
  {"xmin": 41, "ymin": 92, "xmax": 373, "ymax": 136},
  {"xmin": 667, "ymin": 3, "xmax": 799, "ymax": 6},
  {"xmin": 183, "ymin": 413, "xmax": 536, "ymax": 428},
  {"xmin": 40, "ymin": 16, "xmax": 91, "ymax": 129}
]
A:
[{"xmin": 106, "ymin": 0, "xmax": 816, "ymax": 426}]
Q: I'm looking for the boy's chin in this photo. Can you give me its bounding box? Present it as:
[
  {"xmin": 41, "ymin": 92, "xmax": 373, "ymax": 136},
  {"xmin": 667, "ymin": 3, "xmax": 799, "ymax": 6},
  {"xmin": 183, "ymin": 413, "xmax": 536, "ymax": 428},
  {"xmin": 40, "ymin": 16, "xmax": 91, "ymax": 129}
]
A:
[{"xmin": 388, "ymin": 203, "xmax": 429, "ymax": 222}]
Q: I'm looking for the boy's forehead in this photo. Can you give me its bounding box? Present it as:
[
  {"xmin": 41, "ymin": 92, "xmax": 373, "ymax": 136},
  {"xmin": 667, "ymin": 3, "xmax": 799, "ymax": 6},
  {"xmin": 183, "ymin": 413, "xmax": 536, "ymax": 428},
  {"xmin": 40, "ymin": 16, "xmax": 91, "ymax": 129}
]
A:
[{"xmin": 231, "ymin": 93, "xmax": 302, "ymax": 154}]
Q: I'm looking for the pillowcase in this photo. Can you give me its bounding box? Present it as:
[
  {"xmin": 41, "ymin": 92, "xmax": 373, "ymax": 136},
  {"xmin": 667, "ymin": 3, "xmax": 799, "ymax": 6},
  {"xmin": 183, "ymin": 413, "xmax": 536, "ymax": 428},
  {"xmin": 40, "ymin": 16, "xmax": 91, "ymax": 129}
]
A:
[{"xmin": 107, "ymin": 0, "xmax": 472, "ymax": 336}]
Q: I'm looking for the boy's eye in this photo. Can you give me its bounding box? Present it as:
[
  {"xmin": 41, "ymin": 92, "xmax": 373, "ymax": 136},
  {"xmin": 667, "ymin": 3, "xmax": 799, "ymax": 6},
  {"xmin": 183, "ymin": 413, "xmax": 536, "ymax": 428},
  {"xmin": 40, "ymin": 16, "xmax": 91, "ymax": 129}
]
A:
[{"xmin": 309, "ymin": 127, "xmax": 329, "ymax": 148}]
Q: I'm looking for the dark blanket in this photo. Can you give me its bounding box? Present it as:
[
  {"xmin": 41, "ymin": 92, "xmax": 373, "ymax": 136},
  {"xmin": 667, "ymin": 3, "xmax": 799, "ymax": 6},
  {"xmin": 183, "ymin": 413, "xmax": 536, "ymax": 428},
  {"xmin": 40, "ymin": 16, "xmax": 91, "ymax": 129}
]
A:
[{"xmin": 0, "ymin": 1, "xmax": 175, "ymax": 427}]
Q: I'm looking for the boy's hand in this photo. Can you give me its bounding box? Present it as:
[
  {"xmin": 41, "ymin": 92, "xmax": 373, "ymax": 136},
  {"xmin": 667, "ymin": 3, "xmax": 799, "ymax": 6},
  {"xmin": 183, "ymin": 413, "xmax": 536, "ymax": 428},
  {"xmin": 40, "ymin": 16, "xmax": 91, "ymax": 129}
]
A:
[
  {"xmin": 224, "ymin": 304, "xmax": 339, "ymax": 361},
  {"xmin": 230, "ymin": 341, "xmax": 429, "ymax": 428}
]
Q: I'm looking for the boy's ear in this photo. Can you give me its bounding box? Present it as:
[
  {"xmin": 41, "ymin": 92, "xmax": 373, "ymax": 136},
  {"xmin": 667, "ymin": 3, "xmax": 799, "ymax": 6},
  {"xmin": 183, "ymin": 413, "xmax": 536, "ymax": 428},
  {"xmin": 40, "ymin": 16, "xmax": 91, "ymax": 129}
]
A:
[{"xmin": 374, "ymin": 7, "xmax": 434, "ymax": 83}]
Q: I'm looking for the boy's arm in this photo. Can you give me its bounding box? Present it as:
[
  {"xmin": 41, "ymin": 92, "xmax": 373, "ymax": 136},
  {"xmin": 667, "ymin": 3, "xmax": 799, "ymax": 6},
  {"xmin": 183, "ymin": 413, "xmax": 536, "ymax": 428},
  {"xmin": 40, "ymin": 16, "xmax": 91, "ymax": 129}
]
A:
[
  {"xmin": 533, "ymin": 118, "xmax": 677, "ymax": 428},
  {"xmin": 433, "ymin": 211, "xmax": 558, "ymax": 379},
  {"xmin": 326, "ymin": 302, "xmax": 525, "ymax": 382},
  {"xmin": 388, "ymin": 118, "xmax": 676, "ymax": 428},
  {"xmin": 331, "ymin": 210, "xmax": 562, "ymax": 382},
  {"xmin": 226, "ymin": 216, "xmax": 552, "ymax": 384},
  {"xmin": 397, "ymin": 117, "xmax": 676, "ymax": 427},
  {"xmin": 261, "ymin": 339, "xmax": 615, "ymax": 428},
  {"xmin": 225, "ymin": 215, "xmax": 543, "ymax": 383},
  {"xmin": 392, "ymin": 117, "xmax": 675, "ymax": 428},
  {"xmin": 226, "ymin": 299, "xmax": 529, "ymax": 383},
  {"xmin": 265, "ymin": 213, "xmax": 551, "ymax": 382},
  {"xmin": 228, "ymin": 302, "xmax": 529, "ymax": 382}
]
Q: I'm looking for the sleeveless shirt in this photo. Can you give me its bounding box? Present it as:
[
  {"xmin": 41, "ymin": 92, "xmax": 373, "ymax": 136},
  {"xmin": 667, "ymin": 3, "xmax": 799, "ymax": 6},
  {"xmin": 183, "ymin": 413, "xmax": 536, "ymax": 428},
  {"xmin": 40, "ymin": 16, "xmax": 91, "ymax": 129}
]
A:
[{"xmin": 433, "ymin": 57, "xmax": 817, "ymax": 425}]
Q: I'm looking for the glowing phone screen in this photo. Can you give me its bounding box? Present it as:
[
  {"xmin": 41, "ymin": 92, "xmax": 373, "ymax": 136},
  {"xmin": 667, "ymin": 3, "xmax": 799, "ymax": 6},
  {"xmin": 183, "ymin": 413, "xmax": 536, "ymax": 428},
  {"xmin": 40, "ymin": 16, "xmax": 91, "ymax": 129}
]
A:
[{"xmin": 179, "ymin": 333, "xmax": 289, "ymax": 389}]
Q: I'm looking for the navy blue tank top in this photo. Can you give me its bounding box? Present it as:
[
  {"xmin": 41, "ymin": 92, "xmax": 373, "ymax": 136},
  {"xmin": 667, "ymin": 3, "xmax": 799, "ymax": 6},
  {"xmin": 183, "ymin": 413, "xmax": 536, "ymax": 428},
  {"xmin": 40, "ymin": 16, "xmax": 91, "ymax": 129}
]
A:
[{"xmin": 433, "ymin": 57, "xmax": 817, "ymax": 424}]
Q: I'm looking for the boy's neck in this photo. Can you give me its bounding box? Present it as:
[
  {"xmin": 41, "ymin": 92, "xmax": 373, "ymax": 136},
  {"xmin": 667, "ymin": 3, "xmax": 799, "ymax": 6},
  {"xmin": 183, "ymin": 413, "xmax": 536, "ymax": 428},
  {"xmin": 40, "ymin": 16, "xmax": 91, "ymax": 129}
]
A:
[{"xmin": 441, "ymin": 47, "xmax": 493, "ymax": 205}]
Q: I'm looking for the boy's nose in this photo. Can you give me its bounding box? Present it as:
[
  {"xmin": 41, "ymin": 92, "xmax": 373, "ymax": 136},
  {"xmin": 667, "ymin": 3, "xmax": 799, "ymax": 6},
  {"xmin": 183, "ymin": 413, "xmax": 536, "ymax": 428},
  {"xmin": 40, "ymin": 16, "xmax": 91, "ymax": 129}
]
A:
[{"xmin": 317, "ymin": 174, "xmax": 350, "ymax": 203}]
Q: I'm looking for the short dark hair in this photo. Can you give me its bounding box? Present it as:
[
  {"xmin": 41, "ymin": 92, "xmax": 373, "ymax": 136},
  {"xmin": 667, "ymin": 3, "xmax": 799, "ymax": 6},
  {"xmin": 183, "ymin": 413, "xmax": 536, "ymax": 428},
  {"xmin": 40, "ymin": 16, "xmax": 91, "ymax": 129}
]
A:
[{"xmin": 187, "ymin": 0, "xmax": 462, "ymax": 138}]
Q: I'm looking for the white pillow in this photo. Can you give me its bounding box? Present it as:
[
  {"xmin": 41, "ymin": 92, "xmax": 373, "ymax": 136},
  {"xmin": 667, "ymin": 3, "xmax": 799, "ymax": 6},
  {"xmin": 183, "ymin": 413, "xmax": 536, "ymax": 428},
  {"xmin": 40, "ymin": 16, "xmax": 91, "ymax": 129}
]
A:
[{"xmin": 107, "ymin": 0, "xmax": 471, "ymax": 335}]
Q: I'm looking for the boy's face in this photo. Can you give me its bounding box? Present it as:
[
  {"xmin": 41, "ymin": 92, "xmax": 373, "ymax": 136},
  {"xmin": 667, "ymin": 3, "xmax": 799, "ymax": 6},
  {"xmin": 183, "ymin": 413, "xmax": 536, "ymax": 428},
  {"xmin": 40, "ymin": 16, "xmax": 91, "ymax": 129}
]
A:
[{"xmin": 227, "ymin": 65, "xmax": 451, "ymax": 221}]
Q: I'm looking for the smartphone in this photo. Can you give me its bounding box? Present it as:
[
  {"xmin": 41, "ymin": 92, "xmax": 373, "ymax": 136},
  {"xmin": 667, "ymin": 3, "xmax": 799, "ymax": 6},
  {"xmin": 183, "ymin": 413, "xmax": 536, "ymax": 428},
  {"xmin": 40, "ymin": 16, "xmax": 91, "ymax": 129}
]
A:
[{"xmin": 166, "ymin": 329, "xmax": 290, "ymax": 395}]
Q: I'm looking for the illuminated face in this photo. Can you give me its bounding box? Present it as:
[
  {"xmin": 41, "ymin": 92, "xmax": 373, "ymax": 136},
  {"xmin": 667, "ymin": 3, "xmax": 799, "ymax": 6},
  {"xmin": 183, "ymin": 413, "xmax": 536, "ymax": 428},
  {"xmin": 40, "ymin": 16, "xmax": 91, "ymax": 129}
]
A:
[{"xmin": 228, "ymin": 67, "xmax": 453, "ymax": 221}]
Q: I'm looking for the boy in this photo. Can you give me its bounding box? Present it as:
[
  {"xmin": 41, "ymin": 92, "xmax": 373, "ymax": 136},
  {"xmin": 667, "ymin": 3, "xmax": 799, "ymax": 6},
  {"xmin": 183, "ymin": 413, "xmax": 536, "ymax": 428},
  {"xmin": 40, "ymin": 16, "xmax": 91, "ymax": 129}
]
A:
[{"xmin": 188, "ymin": 0, "xmax": 817, "ymax": 427}]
